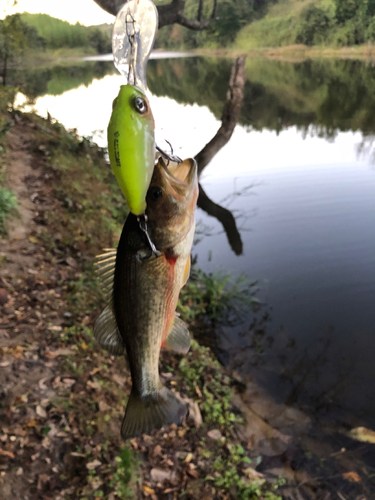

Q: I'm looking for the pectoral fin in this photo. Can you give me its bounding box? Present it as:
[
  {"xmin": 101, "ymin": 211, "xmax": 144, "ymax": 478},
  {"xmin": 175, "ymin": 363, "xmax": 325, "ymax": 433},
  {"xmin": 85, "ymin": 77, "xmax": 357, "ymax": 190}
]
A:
[
  {"xmin": 93, "ymin": 303, "xmax": 125, "ymax": 356},
  {"xmin": 163, "ymin": 315, "xmax": 191, "ymax": 354}
]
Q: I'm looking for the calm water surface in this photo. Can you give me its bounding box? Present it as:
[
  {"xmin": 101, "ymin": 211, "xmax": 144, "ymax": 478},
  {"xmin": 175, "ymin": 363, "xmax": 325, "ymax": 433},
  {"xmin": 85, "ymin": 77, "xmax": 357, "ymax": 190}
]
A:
[{"xmin": 14, "ymin": 56, "xmax": 375, "ymax": 491}]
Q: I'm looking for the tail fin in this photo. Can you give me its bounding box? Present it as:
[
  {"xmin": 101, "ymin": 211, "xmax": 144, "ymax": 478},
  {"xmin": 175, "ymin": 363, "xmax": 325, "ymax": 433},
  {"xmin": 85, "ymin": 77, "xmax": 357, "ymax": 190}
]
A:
[{"xmin": 121, "ymin": 386, "xmax": 187, "ymax": 440}]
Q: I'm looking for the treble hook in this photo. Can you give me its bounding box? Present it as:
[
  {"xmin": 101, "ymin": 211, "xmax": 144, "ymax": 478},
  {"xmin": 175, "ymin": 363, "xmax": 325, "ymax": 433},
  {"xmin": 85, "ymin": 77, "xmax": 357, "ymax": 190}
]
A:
[
  {"xmin": 137, "ymin": 214, "xmax": 162, "ymax": 258},
  {"xmin": 156, "ymin": 140, "xmax": 182, "ymax": 165}
]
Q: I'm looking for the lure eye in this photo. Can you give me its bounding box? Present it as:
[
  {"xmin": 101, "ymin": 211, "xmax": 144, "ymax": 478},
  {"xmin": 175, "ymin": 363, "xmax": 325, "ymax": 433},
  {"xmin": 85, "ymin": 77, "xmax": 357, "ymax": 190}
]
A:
[
  {"xmin": 133, "ymin": 96, "xmax": 148, "ymax": 115},
  {"xmin": 149, "ymin": 186, "xmax": 163, "ymax": 201}
]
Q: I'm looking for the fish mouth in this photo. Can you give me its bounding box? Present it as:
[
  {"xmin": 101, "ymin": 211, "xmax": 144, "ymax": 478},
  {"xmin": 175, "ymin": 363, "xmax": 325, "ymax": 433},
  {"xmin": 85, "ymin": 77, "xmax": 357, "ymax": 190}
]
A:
[{"xmin": 159, "ymin": 157, "xmax": 197, "ymax": 195}]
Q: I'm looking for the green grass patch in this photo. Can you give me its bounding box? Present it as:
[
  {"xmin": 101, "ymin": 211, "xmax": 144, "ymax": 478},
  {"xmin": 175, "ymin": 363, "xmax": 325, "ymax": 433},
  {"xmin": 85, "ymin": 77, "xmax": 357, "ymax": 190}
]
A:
[
  {"xmin": 178, "ymin": 268, "xmax": 259, "ymax": 325},
  {"xmin": 0, "ymin": 187, "xmax": 17, "ymax": 236}
]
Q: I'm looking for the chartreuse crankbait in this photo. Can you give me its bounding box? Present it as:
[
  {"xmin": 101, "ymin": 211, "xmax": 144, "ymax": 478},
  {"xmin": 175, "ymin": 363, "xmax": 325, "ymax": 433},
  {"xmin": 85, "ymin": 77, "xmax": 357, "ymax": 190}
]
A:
[
  {"xmin": 108, "ymin": 0, "xmax": 158, "ymax": 216},
  {"xmin": 107, "ymin": 85, "xmax": 155, "ymax": 216}
]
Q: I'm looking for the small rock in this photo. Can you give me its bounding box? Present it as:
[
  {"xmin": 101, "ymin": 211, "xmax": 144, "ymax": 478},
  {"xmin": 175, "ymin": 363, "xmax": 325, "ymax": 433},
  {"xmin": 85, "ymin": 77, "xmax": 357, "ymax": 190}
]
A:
[
  {"xmin": 150, "ymin": 468, "xmax": 176, "ymax": 483},
  {"xmin": 207, "ymin": 429, "xmax": 222, "ymax": 440}
]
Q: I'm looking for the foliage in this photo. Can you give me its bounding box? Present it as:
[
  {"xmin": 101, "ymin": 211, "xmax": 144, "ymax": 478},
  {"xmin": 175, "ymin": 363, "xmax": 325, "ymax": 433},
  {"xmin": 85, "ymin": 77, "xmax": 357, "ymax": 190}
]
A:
[
  {"xmin": 179, "ymin": 340, "xmax": 242, "ymax": 428},
  {"xmin": 177, "ymin": 267, "xmax": 259, "ymax": 325},
  {"xmin": 19, "ymin": 13, "xmax": 111, "ymax": 54},
  {"xmin": 235, "ymin": 0, "xmax": 375, "ymax": 48},
  {"xmin": 0, "ymin": 186, "xmax": 17, "ymax": 235},
  {"xmin": 212, "ymin": 444, "xmax": 282, "ymax": 499},
  {"xmin": 110, "ymin": 447, "xmax": 139, "ymax": 499},
  {"xmin": 155, "ymin": 0, "xmax": 274, "ymax": 49},
  {"xmin": 0, "ymin": 14, "xmax": 44, "ymax": 84},
  {"xmin": 296, "ymin": 4, "xmax": 334, "ymax": 46}
]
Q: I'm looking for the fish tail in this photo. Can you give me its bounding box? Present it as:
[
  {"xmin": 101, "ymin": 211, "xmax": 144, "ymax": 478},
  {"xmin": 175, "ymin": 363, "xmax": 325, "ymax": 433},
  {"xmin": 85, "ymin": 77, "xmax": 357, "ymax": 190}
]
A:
[{"xmin": 121, "ymin": 386, "xmax": 187, "ymax": 440}]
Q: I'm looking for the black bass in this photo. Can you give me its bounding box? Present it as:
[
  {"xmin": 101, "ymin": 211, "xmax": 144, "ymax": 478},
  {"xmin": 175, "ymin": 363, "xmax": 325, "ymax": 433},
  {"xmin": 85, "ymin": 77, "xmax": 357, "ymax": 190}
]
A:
[{"xmin": 94, "ymin": 157, "xmax": 198, "ymax": 439}]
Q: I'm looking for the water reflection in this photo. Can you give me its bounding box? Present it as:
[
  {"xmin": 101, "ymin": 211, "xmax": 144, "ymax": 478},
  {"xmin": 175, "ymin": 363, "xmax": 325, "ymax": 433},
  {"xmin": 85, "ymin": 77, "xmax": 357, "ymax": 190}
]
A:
[{"xmin": 9, "ymin": 61, "xmax": 115, "ymax": 101}]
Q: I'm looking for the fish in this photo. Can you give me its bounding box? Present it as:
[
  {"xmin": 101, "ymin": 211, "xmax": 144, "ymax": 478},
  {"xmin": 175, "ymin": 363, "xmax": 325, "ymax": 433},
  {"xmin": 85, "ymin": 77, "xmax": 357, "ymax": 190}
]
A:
[
  {"xmin": 94, "ymin": 156, "xmax": 199, "ymax": 439},
  {"xmin": 107, "ymin": 84, "xmax": 155, "ymax": 216}
]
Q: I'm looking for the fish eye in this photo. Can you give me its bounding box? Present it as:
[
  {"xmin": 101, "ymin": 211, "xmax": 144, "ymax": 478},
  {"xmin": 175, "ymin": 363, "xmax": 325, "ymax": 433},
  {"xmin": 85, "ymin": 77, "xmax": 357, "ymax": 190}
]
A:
[
  {"xmin": 133, "ymin": 96, "xmax": 147, "ymax": 115},
  {"xmin": 149, "ymin": 186, "xmax": 163, "ymax": 201}
]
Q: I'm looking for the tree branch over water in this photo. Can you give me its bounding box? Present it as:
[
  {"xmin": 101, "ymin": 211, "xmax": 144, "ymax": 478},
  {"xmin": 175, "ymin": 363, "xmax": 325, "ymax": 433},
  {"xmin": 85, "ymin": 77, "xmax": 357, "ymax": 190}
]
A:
[
  {"xmin": 92, "ymin": 0, "xmax": 218, "ymax": 30},
  {"xmin": 195, "ymin": 56, "xmax": 246, "ymax": 176},
  {"xmin": 195, "ymin": 56, "xmax": 246, "ymax": 256}
]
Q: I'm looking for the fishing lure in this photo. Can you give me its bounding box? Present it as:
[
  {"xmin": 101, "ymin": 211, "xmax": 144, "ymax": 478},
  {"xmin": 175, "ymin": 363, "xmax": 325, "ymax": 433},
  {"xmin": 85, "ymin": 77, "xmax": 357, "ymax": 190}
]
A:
[{"xmin": 108, "ymin": 0, "xmax": 158, "ymax": 216}]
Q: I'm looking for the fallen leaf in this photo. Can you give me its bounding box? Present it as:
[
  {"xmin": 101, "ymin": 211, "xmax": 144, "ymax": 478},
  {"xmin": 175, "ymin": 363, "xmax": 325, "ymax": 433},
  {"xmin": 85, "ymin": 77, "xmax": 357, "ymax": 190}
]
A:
[
  {"xmin": 36, "ymin": 405, "xmax": 47, "ymax": 418},
  {"xmin": 150, "ymin": 468, "xmax": 177, "ymax": 483},
  {"xmin": 112, "ymin": 374, "xmax": 125, "ymax": 387},
  {"xmin": 244, "ymin": 468, "xmax": 264, "ymax": 480},
  {"xmin": 0, "ymin": 448, "xmax": 15, "ymax": 459},
  {"xmin": 62, "ymin": 378, "xmax": 76, "ymax": 386},
  {"xmin": 25, "ymin": 419, "xmax": 37, "ymax": 428},
  {"xmin": 38, "ymin": 377, "xmax": 49, "ymax": 390},
  {"xmin": 48, "ymin": 325, "xmax": 62, "ymax": 332},
  {"xmin": 143, "ymin": 485, "xmax": 155, "ymax": 495},
  {"xmin": 342, "ymin": 471, "xmax": 361, "ymax": 483},
  {"xmin": 87, "ymin": 379, "xmax": 101, "ymax": 391},
  {"xmin": 45, "ymin": 348, "xmax": 74, "ymax": 359},
  {"xmin": 187, "ymin": 400, "xmax": 202, "ymax": 428},
  {"xmin": 184, "ymin": 453, "xmax": 194, "ymax": 463},
  {"xmin": 86, "ymin": 459, "xmax": 102, "ymax": 470},
  {"xmin": 348, "ymin": 426, "xmax": 375, "ymax": 444},
  {"xmin": 98, "ymin": 400, "xmax": 111, "ymax": 412}
]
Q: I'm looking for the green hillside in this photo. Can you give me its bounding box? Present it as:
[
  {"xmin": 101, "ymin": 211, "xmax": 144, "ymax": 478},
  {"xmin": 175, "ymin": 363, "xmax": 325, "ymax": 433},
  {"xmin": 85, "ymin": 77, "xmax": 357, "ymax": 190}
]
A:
[
  {"xmin": 236, "ymin": 0, "xmax": 375, "ymax": 49},
  {"xmin": 20, "ymin": 13, "xmax": 111, "ymax": 53}
]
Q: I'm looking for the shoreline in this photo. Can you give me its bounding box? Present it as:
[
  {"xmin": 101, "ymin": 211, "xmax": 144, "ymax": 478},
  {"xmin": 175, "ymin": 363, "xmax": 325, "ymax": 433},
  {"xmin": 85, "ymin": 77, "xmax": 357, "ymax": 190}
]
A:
[{"xmin": 195, "ymin": 43, "xmax": 375, "ymax": 62}]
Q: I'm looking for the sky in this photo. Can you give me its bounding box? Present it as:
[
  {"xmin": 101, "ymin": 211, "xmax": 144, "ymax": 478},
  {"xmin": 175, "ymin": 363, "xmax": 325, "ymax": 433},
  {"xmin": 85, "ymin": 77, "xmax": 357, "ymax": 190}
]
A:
[{"xmin": 1, "ymin": 0, "xmax": 115, "ymax": 26}]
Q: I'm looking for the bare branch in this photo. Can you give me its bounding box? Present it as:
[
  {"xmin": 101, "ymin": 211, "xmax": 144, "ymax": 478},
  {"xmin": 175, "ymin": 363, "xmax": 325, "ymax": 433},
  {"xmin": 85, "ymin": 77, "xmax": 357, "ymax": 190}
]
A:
[{"xmin": 195, "ymin": 56, "xmax": 246, "ymax": 176}]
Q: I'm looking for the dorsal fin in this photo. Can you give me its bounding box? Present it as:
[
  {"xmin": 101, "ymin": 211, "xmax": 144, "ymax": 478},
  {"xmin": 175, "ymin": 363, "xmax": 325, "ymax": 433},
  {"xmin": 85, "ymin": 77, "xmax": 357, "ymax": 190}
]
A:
[{"xmin": 94, "ymin": 248, "xmax": 116, "ymax": 302}]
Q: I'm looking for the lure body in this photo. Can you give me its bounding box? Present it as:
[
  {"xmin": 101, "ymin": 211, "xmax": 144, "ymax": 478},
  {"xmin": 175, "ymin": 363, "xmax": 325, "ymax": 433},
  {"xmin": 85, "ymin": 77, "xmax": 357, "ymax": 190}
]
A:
[{"xmin": 107, "ymin": 84, "xmax": 155, "ymax": 216}]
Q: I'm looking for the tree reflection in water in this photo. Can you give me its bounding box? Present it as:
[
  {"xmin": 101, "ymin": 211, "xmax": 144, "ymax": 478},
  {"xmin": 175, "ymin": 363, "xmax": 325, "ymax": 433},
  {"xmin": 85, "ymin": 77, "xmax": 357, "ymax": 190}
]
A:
[{"xmin": 194, "ymin": 56, "xmax": 247, "ymax": 255}]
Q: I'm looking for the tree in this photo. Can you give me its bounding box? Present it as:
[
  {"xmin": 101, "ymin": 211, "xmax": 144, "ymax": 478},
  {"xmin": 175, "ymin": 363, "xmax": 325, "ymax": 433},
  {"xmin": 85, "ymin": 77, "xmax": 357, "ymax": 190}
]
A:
[
  {"xmin": 93, "ymin": 0, "xmax": 218, "ymax": 30},
  {"xmin": 0, "ymin": 14, "xmax": 27, "ymax": 85}
]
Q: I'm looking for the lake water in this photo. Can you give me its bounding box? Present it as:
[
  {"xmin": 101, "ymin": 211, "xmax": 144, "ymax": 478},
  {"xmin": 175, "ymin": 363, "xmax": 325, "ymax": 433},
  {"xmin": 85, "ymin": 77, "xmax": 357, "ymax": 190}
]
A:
[{"xmin": 13, "ymin": 56, "xmax": 375, "ymax": 494}]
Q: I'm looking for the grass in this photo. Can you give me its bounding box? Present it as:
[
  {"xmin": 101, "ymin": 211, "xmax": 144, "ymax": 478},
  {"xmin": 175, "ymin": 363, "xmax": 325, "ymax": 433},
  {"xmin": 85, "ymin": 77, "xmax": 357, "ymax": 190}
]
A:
[
  {"xmin": 0, "ymin": 187, "xmax": 17, "ymax": 236},
  {"xmin": 178, "ymin": 268, "xmax": 259, "ymax": 325}
]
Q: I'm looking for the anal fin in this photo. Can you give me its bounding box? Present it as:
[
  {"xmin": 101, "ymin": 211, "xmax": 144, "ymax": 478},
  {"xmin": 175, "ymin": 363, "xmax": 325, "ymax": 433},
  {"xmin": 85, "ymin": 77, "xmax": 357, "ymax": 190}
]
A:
[
  {"xmin": 93, "ymin": 303, "xmax": 125, "ymax": 356},
  {"xmin": 163, "ymin": 315, "xmax": 190, "ymax": 354}
]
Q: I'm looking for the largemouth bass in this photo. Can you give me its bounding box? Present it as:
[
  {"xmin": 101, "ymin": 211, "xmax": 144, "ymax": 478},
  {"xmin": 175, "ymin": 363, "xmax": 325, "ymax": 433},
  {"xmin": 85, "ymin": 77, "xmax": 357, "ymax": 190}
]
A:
[
  {"xmin": 94, "ymin": 157, "xmax": 198, "ymax": 439},
  {"xmin": 107, "ymin": 84, "xmax": 155, "ymax": 216}
]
